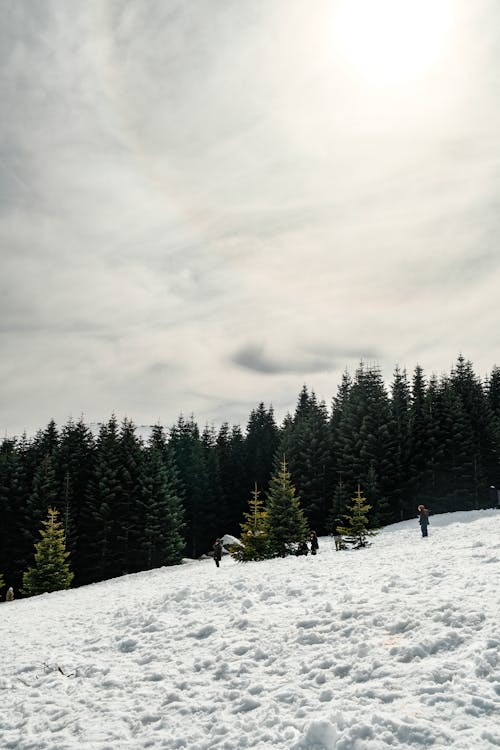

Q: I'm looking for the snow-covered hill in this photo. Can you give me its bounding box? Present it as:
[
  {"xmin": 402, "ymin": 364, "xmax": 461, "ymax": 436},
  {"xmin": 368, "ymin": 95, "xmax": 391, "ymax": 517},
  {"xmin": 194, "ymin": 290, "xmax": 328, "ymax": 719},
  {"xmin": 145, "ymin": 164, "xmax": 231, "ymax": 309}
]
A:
[{"xmin": 1, "ymin": 510, "xmax": 499, "ymax": 750}]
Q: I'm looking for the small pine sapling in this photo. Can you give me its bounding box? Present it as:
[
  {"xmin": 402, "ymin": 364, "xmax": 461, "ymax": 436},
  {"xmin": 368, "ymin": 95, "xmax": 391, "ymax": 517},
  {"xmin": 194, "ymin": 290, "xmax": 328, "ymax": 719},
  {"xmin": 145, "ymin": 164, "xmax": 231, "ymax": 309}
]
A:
[
  {"xmin": 338, "ymin": 485, "xmax": 378, "ymax": 548},
  {"xmin": 232, "ymin": 483, "xmax": 269, "ymax": 561},
  {"xmin": 22, "ymin": 508, "xmax": 74, "ymax": 596}
]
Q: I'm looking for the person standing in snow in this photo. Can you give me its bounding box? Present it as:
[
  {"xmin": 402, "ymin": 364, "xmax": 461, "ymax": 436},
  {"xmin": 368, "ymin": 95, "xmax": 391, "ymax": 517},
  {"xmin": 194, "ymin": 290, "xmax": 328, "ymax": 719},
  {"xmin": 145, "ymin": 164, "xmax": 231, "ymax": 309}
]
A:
[
  {"xmin": 5, "ymin": 587, "xmax": 14, "ymax": 601},
  {"xmin": 333, "ymin": 519, "xmax": 343, "ymax": 551},
  {"xmin": 417, "ymin": 504, "xmax": 430, "ymax": 537},
  {"xmin": 213, "ymin": 539, "xmax": 223, "ymax": 567},
  {"xmin": 309, "ymin": 531, "xmax": 319, "ymax": 555}
]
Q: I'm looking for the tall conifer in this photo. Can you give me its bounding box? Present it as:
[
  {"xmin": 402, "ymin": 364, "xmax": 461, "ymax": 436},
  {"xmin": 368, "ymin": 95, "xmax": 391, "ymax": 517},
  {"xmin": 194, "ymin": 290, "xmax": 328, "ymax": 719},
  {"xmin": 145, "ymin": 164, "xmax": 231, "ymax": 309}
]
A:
[{"xmin": 265, "ymin": 457, "xmax": 309, "ymax": 557}]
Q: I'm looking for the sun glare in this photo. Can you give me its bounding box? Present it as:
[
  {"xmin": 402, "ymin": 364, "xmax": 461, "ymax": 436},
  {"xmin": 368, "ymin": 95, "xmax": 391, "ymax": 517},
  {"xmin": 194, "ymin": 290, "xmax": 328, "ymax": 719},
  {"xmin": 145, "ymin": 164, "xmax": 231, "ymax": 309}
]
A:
[{"xmin": 334, "ymin": 0, "xmax": 452, "ymax": 84}]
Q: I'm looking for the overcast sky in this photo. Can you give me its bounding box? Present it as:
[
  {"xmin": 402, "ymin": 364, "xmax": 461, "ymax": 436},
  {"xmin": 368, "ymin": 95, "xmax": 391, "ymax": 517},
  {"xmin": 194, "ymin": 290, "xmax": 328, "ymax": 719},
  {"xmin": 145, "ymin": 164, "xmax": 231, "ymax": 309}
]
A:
[{"xmin": 1, "ymin": 0, "xmax": 500, "ymax": 437}]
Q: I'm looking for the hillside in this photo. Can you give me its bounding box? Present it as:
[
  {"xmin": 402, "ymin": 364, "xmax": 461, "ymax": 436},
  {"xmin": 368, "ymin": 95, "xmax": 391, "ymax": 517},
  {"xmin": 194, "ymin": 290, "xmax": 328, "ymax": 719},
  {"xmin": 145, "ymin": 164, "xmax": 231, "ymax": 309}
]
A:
[{"xmin": 1, "ymin": 510, "xmax": 499, "ymax": 750}]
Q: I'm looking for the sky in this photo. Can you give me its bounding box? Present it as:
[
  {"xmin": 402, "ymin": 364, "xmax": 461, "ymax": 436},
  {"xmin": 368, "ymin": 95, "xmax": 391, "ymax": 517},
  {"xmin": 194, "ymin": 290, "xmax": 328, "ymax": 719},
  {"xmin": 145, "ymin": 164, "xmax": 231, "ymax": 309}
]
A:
[
  {"xmin": 2, "ymin": 0, "xmax": 500, "ymax": 437},
  {"xmin": 1, "ymin": 508, "xmax": 499, "ymax": 749}
]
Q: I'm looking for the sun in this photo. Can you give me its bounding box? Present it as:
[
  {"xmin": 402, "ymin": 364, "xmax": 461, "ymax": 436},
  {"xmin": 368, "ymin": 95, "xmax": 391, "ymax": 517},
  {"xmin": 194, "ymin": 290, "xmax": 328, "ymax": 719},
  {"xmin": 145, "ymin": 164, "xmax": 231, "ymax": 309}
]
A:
[{"xmin": 333, "ymin": 0, "xmax": 452, "ymax": 84}]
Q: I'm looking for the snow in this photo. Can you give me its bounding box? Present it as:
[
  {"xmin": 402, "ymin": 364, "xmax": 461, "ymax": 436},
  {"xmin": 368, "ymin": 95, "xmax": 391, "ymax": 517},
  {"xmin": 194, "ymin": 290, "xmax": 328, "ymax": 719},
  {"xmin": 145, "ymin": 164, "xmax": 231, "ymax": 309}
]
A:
[{"xmin": 1, "ymin": 509, "xmax": 499, "ymax": 750}]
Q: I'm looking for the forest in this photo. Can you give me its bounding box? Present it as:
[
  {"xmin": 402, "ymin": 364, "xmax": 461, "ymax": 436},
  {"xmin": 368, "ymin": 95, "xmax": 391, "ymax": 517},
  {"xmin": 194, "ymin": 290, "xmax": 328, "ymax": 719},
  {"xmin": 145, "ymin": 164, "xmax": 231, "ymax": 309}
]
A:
[{"xmin": 1, "ymin": 355, "xmax": 499, "ymax": 594}]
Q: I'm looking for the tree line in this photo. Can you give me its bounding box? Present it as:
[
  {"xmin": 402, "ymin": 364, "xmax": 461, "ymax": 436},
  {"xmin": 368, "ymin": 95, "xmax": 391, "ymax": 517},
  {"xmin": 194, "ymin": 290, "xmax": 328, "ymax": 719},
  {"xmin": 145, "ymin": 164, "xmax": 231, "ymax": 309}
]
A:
[{"xmin": 1, "ymin": 355, "xmax": 499, "ymax": 594}]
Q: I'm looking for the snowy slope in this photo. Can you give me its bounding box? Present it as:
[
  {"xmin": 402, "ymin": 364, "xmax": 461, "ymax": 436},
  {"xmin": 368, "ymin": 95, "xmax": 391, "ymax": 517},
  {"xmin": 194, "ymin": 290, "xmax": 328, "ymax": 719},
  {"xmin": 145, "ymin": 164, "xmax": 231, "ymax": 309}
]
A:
[{"xmin": 1, "ymin": 510, "xmax": 499, "ymax": 750}]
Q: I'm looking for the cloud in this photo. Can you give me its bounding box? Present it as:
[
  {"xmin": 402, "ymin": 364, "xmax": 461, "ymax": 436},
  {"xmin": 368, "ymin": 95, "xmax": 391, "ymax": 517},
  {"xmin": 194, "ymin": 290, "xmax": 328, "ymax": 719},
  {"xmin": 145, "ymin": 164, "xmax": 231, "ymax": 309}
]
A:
[
  {"xmin": 232, "ymin": 343, "xmax": 334, "ymax": 375},
  {"xmin": 1, "ymin": 0, "xmax": 500, "ymax": 436}
]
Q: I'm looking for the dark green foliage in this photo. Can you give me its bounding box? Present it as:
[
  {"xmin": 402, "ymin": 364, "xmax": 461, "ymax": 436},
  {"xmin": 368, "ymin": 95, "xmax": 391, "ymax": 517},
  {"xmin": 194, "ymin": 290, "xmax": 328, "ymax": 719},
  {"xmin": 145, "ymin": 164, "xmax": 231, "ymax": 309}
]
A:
[
  {"xmin": 140, "ymin": 442, "xmax": 185, "ymax": 569},
  {"xmin": 22, "ymin": 508, "xmax": 74, "ymax": 596},
  {"xmin": 245, "ymin": 404, "xmax": 280, "ymax": 496},
  {"xmin": 265, "ymin": 457, "xmax": 309, "ymax": 557},
  {"xmin": 388, "ymin": 367, "xmax": 412, "ymax": 521},
  {"xmin": 169, "ymin": 416, "xmax": 215, "ymax": 558},
  {"xmin": 279, "ymin": 387, "xmax": 332, "ymax": 534},
  {"xmin": 331, "ymin": 363, "xmax": 393, "ymax": 523},
  {"xmin": 79, "ymin": 416, "xmax": 122, "ymax": 583},
  {"xmin": 216, "ymin": 423, "xmax": 249, "ymax": 536},
  {"xmin": 57, "ymin": 419, "xmax": 95, "ymax": 584}
]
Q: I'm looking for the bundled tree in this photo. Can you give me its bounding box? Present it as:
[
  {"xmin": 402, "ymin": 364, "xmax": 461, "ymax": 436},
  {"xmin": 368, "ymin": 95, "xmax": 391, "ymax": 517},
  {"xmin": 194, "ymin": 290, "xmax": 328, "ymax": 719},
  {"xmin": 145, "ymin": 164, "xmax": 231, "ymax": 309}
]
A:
[
  {"xmin": 22, "ymin": 508, "xmax": 74, "ymax": 596},
  {"xmin": 338, "ymin": 485, "xmax": 377, "ymax": 548},
  {"xmin": 265, "ymin": 457, "xmax": 309, "ymax": 557},
  {"xmin": 232, "ymin": 483, "xmax": 269, "ymax": 561},
  {"xmin": 0, "ymin": 572, "xmax": 4, "ymax": 590}
]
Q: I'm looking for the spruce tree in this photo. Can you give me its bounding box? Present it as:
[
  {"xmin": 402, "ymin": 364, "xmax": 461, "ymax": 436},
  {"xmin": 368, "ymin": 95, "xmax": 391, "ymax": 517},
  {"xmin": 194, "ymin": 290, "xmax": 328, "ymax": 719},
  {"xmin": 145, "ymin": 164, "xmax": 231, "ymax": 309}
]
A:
[
  {"xmin": 58, "ymin": 418, "xmax": 96, "ymax": 584},
  {"xmin": 339, "ymin": 485, "xmax": 377, "ymax": 548},
  {"xmin": 265, "ymin": 457, "xmax": 309, "ymax": 557},
  {"xmin": 79, "ymin": 416, "xmax": 122, "ymax": 584},
  {"xmin": 22, "ymin": 508, "xmax": 74, "ymax": 596},
  {"xmin": 245, "ymin": 403, "xmax": 280, "ymax": 496},
  {"xmin": 279, "ymin": 388, "xmax": 332, "ymax": 534},
  {"xmin": 169, "ymin": 416, "xmax": 214, "ymax": 557},
  {"xmin": 232, "ymin": 483, "xmax": 269, "ymax": 561},
  {"xmin": 140, "ymin": 442, "xmax": 185, "ymax": 569}
]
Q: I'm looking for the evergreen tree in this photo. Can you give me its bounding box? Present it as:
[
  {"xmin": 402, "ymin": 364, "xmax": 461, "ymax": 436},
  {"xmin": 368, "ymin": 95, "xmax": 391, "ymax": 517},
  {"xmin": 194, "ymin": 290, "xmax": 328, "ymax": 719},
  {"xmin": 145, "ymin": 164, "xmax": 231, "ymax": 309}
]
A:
[
  {"xmin": 57, "ymin": 418, "xmax": 95, "ymax": 584},
  {"xmin": 0, "ymin": 439, "xmax": 17, "ymax": 590},
  {"xmin": 332, "ymin": 363, "xmax": 393, "ymax": 523},
  {"xmin": 388, "ymin": 366, "xmax": 411, "ymax": 520},
  {"xmin": 140, "ymin": 436, "xmax": 185, "ymax": 569},
  {"xmin": 216, "ymin": 423, "xmax": 248, "ymax": 536},
  {"xmin": 265, "ymin": 457, "xmax": 309, "ymax": 557},
  {"xmin": 79, "ymin": 416, "xmax": 122, "ymax": 584},
  {"xmin": 232, "ymin": 483, "xmax": 269, "ymax": 561},
  {"xmin": 407, "ymin": 365, "xmax": 429, "ymax": 516},
  {"xmin": 338, "ymin": 485, "xmax": 377, "ymax": 548},
  {"xmin": 245, "ymin": 403, "xmax": 280, "ymax": 496},
  {"xmin": 24, "ymin": 454, "xmax": 59, "ymax": 551},
  {"xmin": 116, "ymin": 418, "xmax": 145, "ymax": 575},
  {"xmin": 169, "ymin": 416, "xmax": 214, "ymax": 557},
  {"xmin": 22, "ymin": 508, "xmax": 74, "ymax": 596},
  {"xmin": 279, "ymin": 387, "xmax": 332, "ymax": 534}
]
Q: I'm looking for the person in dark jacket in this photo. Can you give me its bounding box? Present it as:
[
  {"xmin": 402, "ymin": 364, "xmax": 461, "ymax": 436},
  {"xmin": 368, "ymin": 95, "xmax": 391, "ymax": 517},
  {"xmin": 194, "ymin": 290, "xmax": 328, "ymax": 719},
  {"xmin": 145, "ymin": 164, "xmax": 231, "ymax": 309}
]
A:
[
  {"xmin": 417, "ymin": 505, "xmax": 430, "ymax": 537},
  {"xmin": 213, "ymin": 539, "xmax": 223, "ymax": 567},
  {"xmin": 309, "ymin": 531, "xmax": 319, "ymax": 555}
]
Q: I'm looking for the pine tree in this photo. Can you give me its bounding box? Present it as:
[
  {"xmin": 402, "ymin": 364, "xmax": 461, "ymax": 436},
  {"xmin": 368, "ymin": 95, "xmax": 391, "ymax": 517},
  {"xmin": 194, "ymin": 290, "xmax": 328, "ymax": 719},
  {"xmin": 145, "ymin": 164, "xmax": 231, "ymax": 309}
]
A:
[
  {"xmin": 232, "ymin": 483, "xmax": 269, "ymax": 561},
  {"xmin": 245, "ymin": 403, "xmax": 280, "ymax": 497},
  {"xmin": 140, "ymin": 441, "xmax": 185, "ymax": 569},
  {"xmin": 57, "ymin": 418, "xmax": 95, "ymax": 584},
  {"xmin": 332, "ymin": 363, "xmax": 394, "ymax": 523},
  {"xmin": 279, "ymin": 388, "xmax": 332, "ymax": 534},
  {"xmin": 389, "ymin": 366, "xmax": 412, "ymax": 521},
  {"xmin": 338, "ymin": 485, "xmax": 377, "ymax": 548},
  {"xmin": 265, "ymin": 457, "xmax": 309, "ymax": 557},
  {"xmin": 0, "ymin": 572, "xmax": 4, "ymax": 590},
  {"xmin": 169, "ymin": 416, "xmax": 214, "ymax": 558},
  {"xmin": 22, "ymin": 508, "xmax": 74, "ymax": 596}
]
